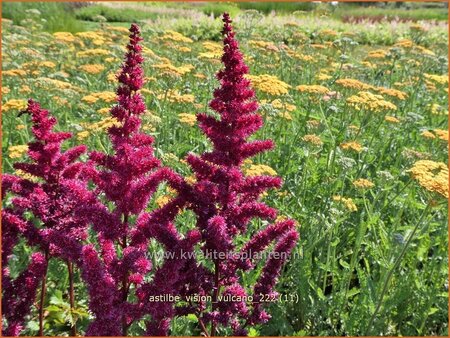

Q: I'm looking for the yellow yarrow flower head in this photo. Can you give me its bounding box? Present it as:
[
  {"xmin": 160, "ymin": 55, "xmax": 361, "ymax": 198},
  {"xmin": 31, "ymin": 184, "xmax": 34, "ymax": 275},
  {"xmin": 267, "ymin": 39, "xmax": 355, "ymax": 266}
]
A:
[
  {"xmin": 3, "ymin": 99, "xmax": 28, "ymax": 113},
  {"xmin": 340, "ymin": 141, "xmax": 363, "ymax": 153},
  {"xmin": 353, "ymin": 178, "xmax": 375, "ymax": 189},
  {"xmin": 302, "ymin": 134, "xmax": 323, "ymax": 146},
  {"xmin": 245, "ymin": 74, "xmax": 290, "ymax": 96},
  {"xmin": 347, "ymin": 91, "xmax": 397, "ymax": 112},
  {"xmin": 408, "ymin": 160, "xmax": 448, "ymax": 198},
  {"xmin": 244, "ymin": 164, "xmax": 277, "ymax": 177},
  {"xmin": 333, "ymin": 195, "xmax": 358, "ymax": 212},
  {"xmin": 8, "ymin": 145, "xmax": 28, "ymax": 159},
  {"xmin": 178, "ymin": 113, "xmax": 197, "ymax": 126}
]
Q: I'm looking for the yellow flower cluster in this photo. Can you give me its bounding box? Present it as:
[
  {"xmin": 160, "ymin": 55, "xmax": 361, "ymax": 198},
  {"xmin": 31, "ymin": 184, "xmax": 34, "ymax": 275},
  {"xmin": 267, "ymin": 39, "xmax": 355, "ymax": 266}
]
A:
[
  {"xmin": 245, "ymin": 74, "xmax": 290, "ymax": 96},
  {"xmin": 333, "ymin": 195, "xmax": 357, "ymax": 212},
  {"xmin": 414, "ymin": 45, "xmax": 435, "ymax": 56},
  {"xmin": 336, "ymin": 77, "xmax": 407, "ymax": 102},
  {"xmin": 8, "ymin": 145, "xmax": 28, "ymax": 159},
  {"xmin": 79, "ymin": 64, "xmax": 105, "ymax": 74},
  {"xmin": 15, "ymin": 169, "xmax": 39, "ymax": 182},
  {"xmin": 424, "ymin": 73, "xmax": 448, "ymax": 85},
  {"xmin": 178, "ymin": 113, "xmax": 197, "ymax": 126},
  {"xmin": 375, "ymin": 87, "xmax": 407, "ymax": 100},
  {"xmin": 3, "ymin": 69, "xmax": 27, "ymax": 77},
  {"xmin": 336, "ymin": 78, "xmax": 373, "ymax": 91},
  {"xmin": 302, "ymin": 134, "xmax": 323, "ymax": 146},
  {"xmin": 353, "ymin": 178, "xmax": 375, "ymax": 189},
  {"xmin": 429, "ymin": 103, "xmax": 448, "ymax": 116},
  {"xmin": 3, "ymin": 99, "xmax": 28, "ymax": 113},
  {"xmin": 158, "ymin": 90, "xmax": 195, "ymax": 104},
  {"xmin": 296, "ymin": 84, "xmax": 330, "ymax": 95},
  {"xmin": 249, "ymin": 40, "xmax": 279, "ymax": 52},
  {"xmin": 421, "ymin": 129, "xmax": 448, "ymax": 141},
  {"xmin": 319, "ymin": 29, "xmax": 338, "ymax": 37},
  {"xmin": 152, "ymin": 59, "xmax": 194, "ymax": 77},
  {"xmin": 36, "ymin": 77, "xmax": 78, "ymax": 91},
  {"xmin": 81, "ymin": 91, "xmax": 116, "ymax": 104},
  {"xmin": 410, "ymin": 23, "xmax": 426, "ymax": 32},
  {"xmin": 245, "ymin": 164, "xmax": 277, "ymax": 177},
  {"xmin": 76, "ymin": 31, "xmax": 105, "ymax": 45},
  {"xmin": 155, "ymin": 195, "xmax": 172, "ymax": 208},
  {"xmin": 160, "ymin": 30, "xmax": 193, "ymax": 43},
  {"xmin": 97, "ymin": 108, "xmax": 110, "ymax": 115},
  {"xmin": 384, "ymin": 115, "xmax": 400, "ymax": 123},
  {"xmin": 347, "ymin": 91, "xmax": 397, "ymax": 112},
  {"xmin": 77, "ymin": 49, "xmax": 110, "ymax": 57},
  {"xmin": 395, "ymin": 39, "xmax": 413, "ymax": 48},
  {"xmin": 53, "ymin": 32, "xmax": 76, "ymax": 43},
  {"xmin": 408, "ymin": 160, "xmax": 448, "ymax": 198},
  {"xmin": 271, "ymin": 99, "xmax": 296, "ymax": 112},
  {"xmin": 340, "ymin": 141, "xmax": 363, "ymax": 153},
  {"xmin": 78, "ymin": 117, "xmax": 121, "ymax": 140},
  {"xmin": 23, "ymin": 61, "xmax": 56, "ymax": 69},
  {"xmin": 199, "ymin": 41, "xmax": 223, "ymax": 59},
  {"xmin": 317, "ymin": 73, "xmax": 332, "ymax": 81},
  {"xmin": 367, "ymin": 49, "xmax": 388, "ymax": 59}
]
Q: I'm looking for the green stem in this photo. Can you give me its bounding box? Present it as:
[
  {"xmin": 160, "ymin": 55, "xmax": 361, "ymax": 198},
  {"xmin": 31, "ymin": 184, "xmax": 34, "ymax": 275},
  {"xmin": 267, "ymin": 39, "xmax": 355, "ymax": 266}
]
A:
[
  {"xmin": 364, "ymin": 202, "xmax": 431, "ymax": 335},
  {"xmin": 39, "ymin": 250, "xmax": 49, "ymax": 336}
]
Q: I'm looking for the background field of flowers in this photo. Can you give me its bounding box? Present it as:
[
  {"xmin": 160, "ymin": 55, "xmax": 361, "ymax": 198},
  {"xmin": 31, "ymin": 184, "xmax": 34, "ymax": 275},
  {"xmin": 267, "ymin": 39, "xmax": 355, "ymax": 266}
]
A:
[{"xmin": 2, "ymin": 1, "xmax": 449, "ymax": 336}]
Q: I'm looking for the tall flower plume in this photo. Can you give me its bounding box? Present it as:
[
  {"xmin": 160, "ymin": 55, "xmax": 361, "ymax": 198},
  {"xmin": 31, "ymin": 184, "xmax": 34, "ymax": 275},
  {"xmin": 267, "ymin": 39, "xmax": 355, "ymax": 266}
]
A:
[
  {"xmin": 1, "ymin": 99, "xmax": 89, "ymax": 335},
  {"xmin": 80, "ymin": 23, "xmax": 190, "ymax": 336},
  {"xmin": 181, "ymin": 13, "xmax": 299, "ymax": 336}
]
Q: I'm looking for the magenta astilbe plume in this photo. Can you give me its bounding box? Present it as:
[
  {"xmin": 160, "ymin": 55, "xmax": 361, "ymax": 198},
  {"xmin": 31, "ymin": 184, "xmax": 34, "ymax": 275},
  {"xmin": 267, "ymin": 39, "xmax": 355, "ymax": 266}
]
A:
[
  {"xmin": 182, "ymin": 13, "xmax": 299, "ymax": 336},
  {"xmin": 1, "ymin": 99, "xmax": 89, "ymax": 335},
  {"xmin": 81, "ymin": 23, "xmax": 189, "ymax": 336}
]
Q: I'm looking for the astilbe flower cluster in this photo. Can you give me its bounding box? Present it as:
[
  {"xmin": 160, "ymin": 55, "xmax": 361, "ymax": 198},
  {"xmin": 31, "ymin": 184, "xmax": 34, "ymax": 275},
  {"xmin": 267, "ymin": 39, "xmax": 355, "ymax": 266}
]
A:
[
  {"xmin": 78, "ymin": 23, "xmax": 193, "ymax": 336},
  {"xmin": 1, "ymin": 16, "xmax": 298, "ymax": 337},
  {"xmin": 176, "ymin": 13, "xmax": 299, "ymax": 336},
  {"xmin": 2, "ymin": 100, "xmax": 90, "ymax": 336}
]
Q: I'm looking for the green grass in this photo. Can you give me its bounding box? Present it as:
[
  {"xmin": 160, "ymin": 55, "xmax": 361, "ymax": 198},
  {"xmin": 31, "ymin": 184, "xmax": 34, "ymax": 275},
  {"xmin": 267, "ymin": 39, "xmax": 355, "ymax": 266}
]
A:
[
  {"xmin": 334, "ymin": 5, "xmax": 448, "ymax": 21},
  {"xmin": 74, "ymin": 4, "xmax": 157, "ymax": 23},
  {"xmin": 1, "ymin": 2, "xmax": 84, "ymax": 33},
  {"xmin": 237, "ymin": 1, "xmax": 316, "ymax": 13}
]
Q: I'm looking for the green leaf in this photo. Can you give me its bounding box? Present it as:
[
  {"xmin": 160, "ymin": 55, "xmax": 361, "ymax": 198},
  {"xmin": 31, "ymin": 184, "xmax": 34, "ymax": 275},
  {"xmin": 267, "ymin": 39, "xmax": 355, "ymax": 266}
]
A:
[{"xmin": 248, "ymin": 327, "xmax": 259, "ymax": 337}]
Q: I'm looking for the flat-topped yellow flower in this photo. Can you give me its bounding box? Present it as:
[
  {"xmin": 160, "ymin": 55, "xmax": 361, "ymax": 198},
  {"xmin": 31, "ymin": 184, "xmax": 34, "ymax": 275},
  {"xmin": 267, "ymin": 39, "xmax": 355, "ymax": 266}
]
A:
[
  {"xmin": 178, "ymin": 113, "xmax": 197, "ymax": 126},
  {"xmin": 8, "ymin": 145, "xmax": 28, "ymax": 159},
  {"xmin": 421, "ymin": 129, "xmax": 449, "ymax": 141},
  {"xmin": 3, "ymin": 69, "xmax": 27, "ymax": 77},
  {"xmin": 302, "ymin": 134, "xmax": 323, "ymax": 146},
  {"xmin": 296, "ymin": 84, "xmax": 330, "ymax": 95},
  {"xmin": 81, "ymin": 92, "xmax": 116, "ymax": 104},
  {"xmin": 367, "ymin": 49, "xmax": 388, "ymax": 59},
  {"xmin": 77, "ymin": 49, "xmax": 110, "ymax": 57},
  {"xmin": 347, "ymin": 91, "xmax": 397, "ymax": 112},
  {"xmin": 79, "ymin": 64, "xmax": 105, "ymax": 74},
  {"xmin": 161, "ymin": 30, "xmax": 193, "ymax": 43},
  {"xmin": 333, "ymin": 195, "xmax": 357, "ymax": 212},
  {"xmin": 159, "ymin": 90, "xmax": 195, "ymax": 104},
  {"xmin": 424, "ymin": 73, "xmax": 448, "ymax": 85},
  {"xmin": 340, "ymin": 141, "xmax": 363, "ymax": 153},
  {"xmin": 3, "ymin": 99, "xmax": 28, "ymax": 113},
  {"xmin": 245, "ymin": 164, "xmax": 277, "ymax": 177},
  {"xmin": 245, "ymin": 74, "xmax": 290, "ymax": 96},
  {"xmin": 353, "ymin": 178, "xmax": 374, "ymax": 189},
  {"xmin": 375, "ymin": 87, "xmax": 407, "ymax": 100},
  {"xmin": 384, "ymin": 115, "xmax": 400, "ymax": 123},
  {"xmin": 408, "ymin": 160, "xmax": 448, "ymax": 198},
  {"xmin": 53, "ymin": 32, "xmax": 76, "ymax": 43},
  {"xmin": 152, "ymin": 60, "xmax": 194, "ymax": 77},
  {"xmin": 336, "ymin": 78, "xmax": 373, "ymax": 91}
]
